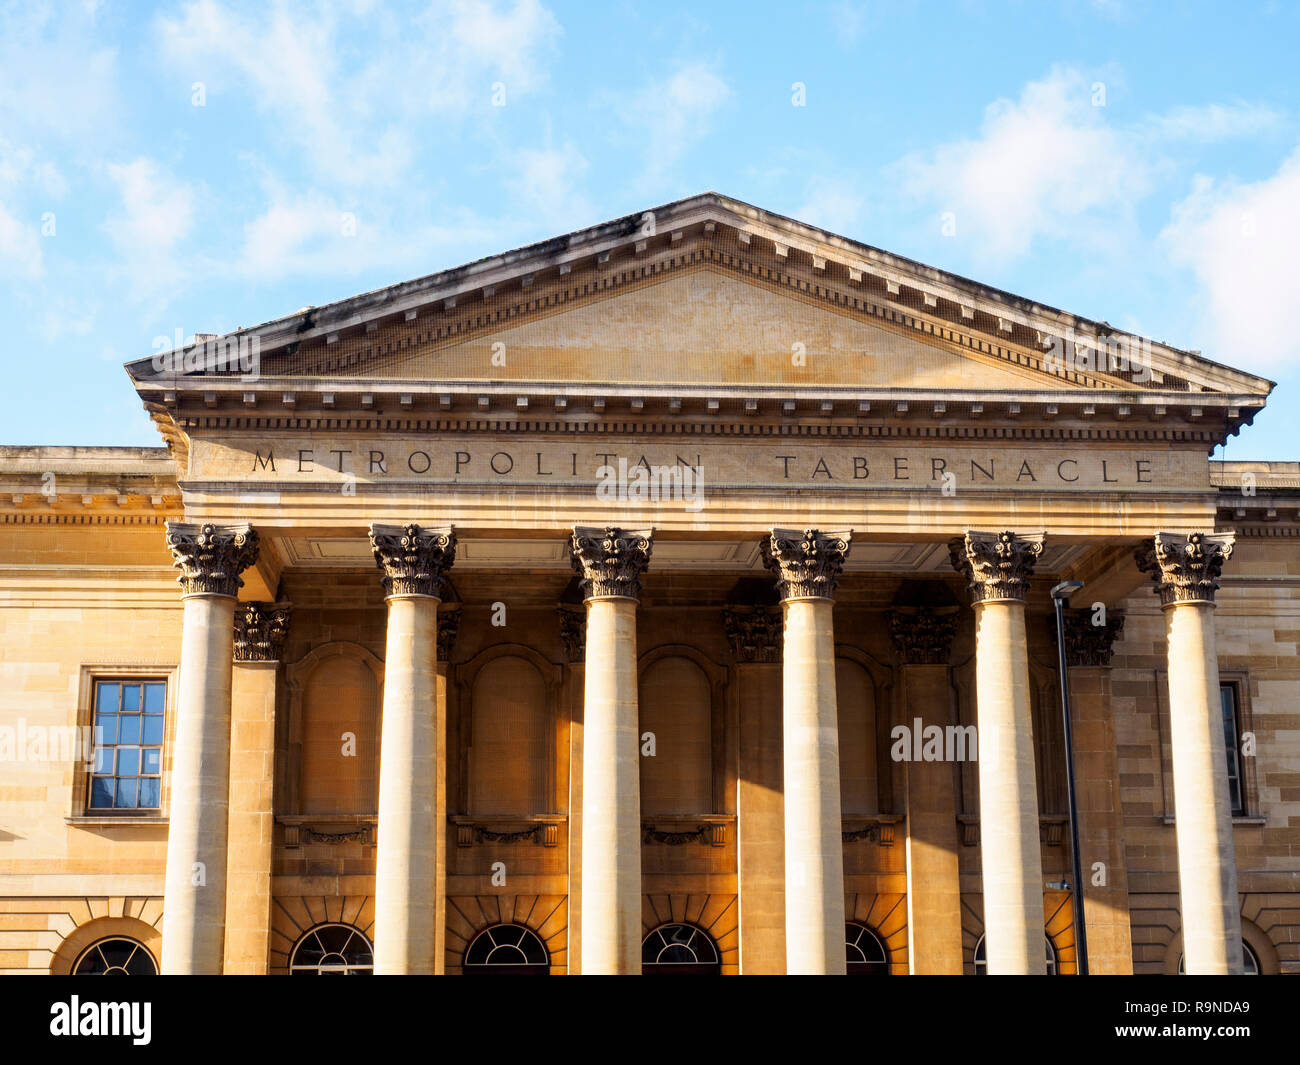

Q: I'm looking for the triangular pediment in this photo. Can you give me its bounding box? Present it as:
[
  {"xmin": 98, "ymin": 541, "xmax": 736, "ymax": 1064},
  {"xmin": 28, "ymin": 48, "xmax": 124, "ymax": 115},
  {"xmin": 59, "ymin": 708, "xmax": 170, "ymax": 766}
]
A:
[{"xmin": 325, "ymin": 265, "xmax": 1063, "ymax": 392}]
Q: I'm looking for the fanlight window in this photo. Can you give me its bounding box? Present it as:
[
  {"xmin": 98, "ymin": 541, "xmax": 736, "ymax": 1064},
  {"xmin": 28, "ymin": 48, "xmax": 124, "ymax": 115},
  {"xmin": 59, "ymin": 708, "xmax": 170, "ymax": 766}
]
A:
[
  {"xmin": 1178, "ymin": 943, "xmax": 1259, "ymax": 974},
  {"xmin": 973, "ymin": 934, "xmax": 1057, "ymax": 975},
  {"xmin": 289, "ymin": 924, "xmax": 374, "ymax": 975},
  {"xmin": 641, "ymin": 923, "xmax": 721, "ymax": 975},
  {"xmin": 73, "ymin": 937, "xmax": 157, "ymax": 975},
  {"xmin": 845, "ymin": 922, "xmax": 889, "ymax": 975},
  {"xmin": 463, "ymin": 924, "xmax": 550, "ymax": 974}
]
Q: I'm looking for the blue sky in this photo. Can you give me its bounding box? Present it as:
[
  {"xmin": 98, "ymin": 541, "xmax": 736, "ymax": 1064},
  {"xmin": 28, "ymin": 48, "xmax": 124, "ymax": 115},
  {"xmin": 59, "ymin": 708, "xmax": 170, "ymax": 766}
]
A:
[{"xmin": 2, "ymin": 0, "xmax": 1298, "ymax": 458}]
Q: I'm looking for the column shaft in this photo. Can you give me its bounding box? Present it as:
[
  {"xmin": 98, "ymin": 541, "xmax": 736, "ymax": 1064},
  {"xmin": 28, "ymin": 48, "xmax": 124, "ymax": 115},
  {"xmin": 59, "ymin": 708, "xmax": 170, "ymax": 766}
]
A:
[
  {"xmin": 781, "ymin": 597, "xmax": 846, "ymax": 974},
  {"xmin": 162, "ymin": 593, "xmax": 237, "ymax": 973},
  {"xmin": 1166, "ymin": 602, "xmax": 1243, "ymax": 973},
  {"xmin": 580, "ymin": 597, "xmax": 642, "ymax": 973},
  {"xmin": 373, "ymin": 594, "xmax": 439, "ymax": 974},
  {"xmin": 973, "ymin": 599, "xmax": 1047, "ymax": 974}
]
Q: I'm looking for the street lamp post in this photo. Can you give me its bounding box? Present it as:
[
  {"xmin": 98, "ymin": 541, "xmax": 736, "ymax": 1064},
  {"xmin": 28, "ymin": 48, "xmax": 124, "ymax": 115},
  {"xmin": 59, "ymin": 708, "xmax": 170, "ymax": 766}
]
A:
[{"xmin": 1051, "ymin": 580, "xmax": 1089, "ymax": 976}]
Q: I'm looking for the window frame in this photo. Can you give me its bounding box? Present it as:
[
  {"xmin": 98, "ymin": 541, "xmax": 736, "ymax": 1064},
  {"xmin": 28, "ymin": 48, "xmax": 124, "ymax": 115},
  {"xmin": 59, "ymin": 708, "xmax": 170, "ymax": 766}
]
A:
[
  {"xmin": 973, "ymin": 933, "xmax": 1058, "ymax": 975},
  {"xmin": 1218, "ymin": 675, "xmax": 1253, "ymax": 818},
  {"xmin": 69, "ymin": 665, "xmax": 177, "ymax": 822},
  {"xmin": 641, "ymin": 922, "xmax": 722, "ymax": 975},
  {"xmin": 463, "ymin": 923, "xmax": 551, "ymax": 975},
  {"xmin": 288, "ymin": 922, "xmax": 375, "ymax": 975},
  {"xmin": 72, "ymin": 936, "xmax": 158, "ymax": 976}
]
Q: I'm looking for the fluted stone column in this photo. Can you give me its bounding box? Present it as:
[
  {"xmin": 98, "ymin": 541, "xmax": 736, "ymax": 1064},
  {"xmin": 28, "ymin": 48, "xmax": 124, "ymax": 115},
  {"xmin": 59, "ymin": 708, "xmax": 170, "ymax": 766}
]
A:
[
  {"xmin": 571, "ymin": 527, "xmax": 653, "ymax": 975},
  {"xmin": 724, "ymin": 603, "xmax": 786, "ymax": 974},
  {"xmin": 162, "ymin": 522, "xmax": 260, "ymax": 974},
  {"xmin": 1136, "ymin": 532, "xmax": 1243, "ymax": 974},
  {"xmin": 764, "ymin": 528, "xmax": 851, "ymax": 975},
  {"xmin": 950, "ymin": 530, "xmax": 1047, "ymax": 975},
  {"xmin": 887, "ymin": 602, "xmax": 963, "ymax": 974},
  {"xmin": 225, "ymin": 601, "xmax": 291, "ymax": 974},
  {"xmin": 1057, "ymin": 609, "xmax": 1134, "ymax": 974},
  {"xmin": 369, "ymin": 522, "xmax": 456, "ymax": 975}
]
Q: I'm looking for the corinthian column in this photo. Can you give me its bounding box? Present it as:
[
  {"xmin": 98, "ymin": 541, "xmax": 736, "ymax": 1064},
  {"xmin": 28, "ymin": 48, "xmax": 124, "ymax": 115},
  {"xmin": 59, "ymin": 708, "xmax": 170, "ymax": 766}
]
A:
[
  {"xmin": 571, "ymin": 526, "xmax": 653, "ymax": 975},
  {"xmin": 369, "ymin": 522, "xmax": 456, "ymax": 975},
  {"xmin": 1135, "ymin": 531, "xmax": 1242, "ymax": 974},
  {"xmin": 764, "ymin": 528, "xmax": 851, "ymax": 975},
  {"xmin": 949, "ymin": 530, "xmax": 1047, "ymax": 975},
  {"xmin": 162, "ymin": 522, "xmax": 260, "ymax": 974}
]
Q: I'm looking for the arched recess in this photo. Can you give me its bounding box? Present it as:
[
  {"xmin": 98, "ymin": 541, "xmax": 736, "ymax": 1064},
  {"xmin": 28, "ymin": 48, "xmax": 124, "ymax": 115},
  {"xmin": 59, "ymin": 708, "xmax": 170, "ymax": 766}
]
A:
[
  {"xmin": 1162, "ymin": 916, "xmax": 1278, "ymax": 975},
  {"xmin": 50, "ymin": 915, "xmax": 162, "ymax": 975},
  {"xmin": 834, "ymin": 645, "xmax": 896, "ymax": 815},
  {"xmin": 638, "ymin": 644, "xmax": 728, "ymax": 816},
  {"xmin": 455, "ymin": 644, "xmax": 562, "ymax": 816},
  {"xmin": 285, "ymin": 642, "xmax": 384, "ymax": 816}
]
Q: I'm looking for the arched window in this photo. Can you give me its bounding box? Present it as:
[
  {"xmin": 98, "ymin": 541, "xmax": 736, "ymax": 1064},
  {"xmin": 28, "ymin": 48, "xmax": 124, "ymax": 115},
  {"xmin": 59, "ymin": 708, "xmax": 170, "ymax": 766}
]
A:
[
  {"xmin": 641, "ymin": 923, "xmax": 721, "ymax": 975},
  {"xmin": 639, "ymin": 656, "xmax": 713, "ymax": 815},
  {"xmin": 463, "ymin": 924, "xmax": 550, "ymax": 975},
  {"xmin": 289, "ymin": 924, "xmax": 374, "ymax": 975},
  {"xmin": 973, "ymin": 934, "xmax": 1058, "ymax": 974},
  {"xmin": 845, "ymin": 922, "xmax": 889, "ymax": 975},
  {"xmin": 1178, "ymin": 943, "xmax": 1260, "ymax": 974},
  {"xmin": 73, "ymin": 937, "xmax": 157, "ymax": 975}
]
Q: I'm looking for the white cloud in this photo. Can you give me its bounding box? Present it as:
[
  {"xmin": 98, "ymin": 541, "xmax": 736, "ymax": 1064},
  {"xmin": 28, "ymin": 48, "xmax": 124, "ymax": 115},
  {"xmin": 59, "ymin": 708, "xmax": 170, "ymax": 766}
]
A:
[
  {"xmin": 156, "ymin": 0, "xmax": 561, "ymax": 186},
  {"xmin": 794, "ymin": 175, "xmax": 867, "ymax": 235},
  {"xmin": 892, "ymin": 66, "xmax": 1150, "ymax": 261},
  {"xmin": 615, "ymin": 62, "xmax": 731, "ymax": 189},
  {"xmin": 102, "ymin": 158, "xmax": 195, "ymax": 297},
  {"xmin": 0, "ymin": 202, "xmax": 43, "ymax": 280},
  {"xmin": 1161, "ymin": 146, "xmax": 1300, "ymax": 373},
  {"xmin": 503, "ymin": 141, "xmax": 592, "ymax": 230},
  {"xmin": 1140, "ymin": 102, "xmax": 1283, "ymax": 143}
]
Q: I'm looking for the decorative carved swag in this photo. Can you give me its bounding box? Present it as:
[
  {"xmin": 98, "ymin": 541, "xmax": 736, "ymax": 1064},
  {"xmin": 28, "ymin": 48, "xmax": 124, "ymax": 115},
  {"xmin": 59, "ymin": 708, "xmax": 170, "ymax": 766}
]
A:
[
  {"xmin": 841, "ymin": 817, "xmax": 900, "ymax": 846},
  {"xmin": 948, "ymin": 529, "xmax": 1045, "ymax": 604},
  {"xmin": 369, "ymin": 522, "xmax": 456, "ymax": 599},
  {"xmin": 1134, "ymin": 531, "xmax": 1235, "ymax": 607},
  {"xmin": 959, "ymin": 814, "xmax": 1068, "ymax": 848},
  {"xmin": 280, "ymin": 818, "xmax": 375, "ymax": 848},
  {"xmin": 886, "ymin": 607, "xmax": 958, "ymax": 665},
  {"xmin": 437, "ymin": 602, "xmax": 461, "ymax": 662},
  {"xmin": 453, "ymin": 818, "xmax": 561, "ymax": 847},
  {"xmin": 1055, "ymin": 608, "xmax": 1125, "ymax": 667},
  {"xmin": 722, "ymin": 605, "xmax": 783, "ymax": 662},
  {"xmin": 165, "ymin": 522, "xmax": 259, "ymax": 597},
  {"xmin": 570, "ymin": 526, "xmax": 654, "ymax": 600},
  {"xmin": 642, "ymin": 821, "xmax": 727, "ymax": 847},
  {"xmin": 233, "ymin": 601, "xmax": 292, "ymax": 662},
  {"xmin": 762, "ymin": 528, "xmax": 851, "ymax": 602}
]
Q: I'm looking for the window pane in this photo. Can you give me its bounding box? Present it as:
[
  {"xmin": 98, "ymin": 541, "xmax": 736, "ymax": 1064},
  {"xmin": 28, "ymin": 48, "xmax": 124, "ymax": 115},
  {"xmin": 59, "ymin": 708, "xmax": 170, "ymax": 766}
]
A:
[
  {"xmin": 115, "ymin": 778, "xmax": 138, "ymax": 808},
  {"xmin": 142, "ymin": 748, "xmax": 161, "ymax": 774},
  {"xmin": 96, "ymin": 682, "xmax": 120, "ymax": 712},
  {"xmin": 93, "ymin": 747, "xmax": 114, "ymax": 774},
  {"xmin": 142, "ymin": 715, "xmax": 164, "ymax": 745},
  {"xmin": 90, "ymin": 777, "xmax": 114, "ymax": 808},
  {"xmin": 94, "ymin": 713, "xmax": 118, "ymax": 745},
  {"xmin": 119, "ymin": 715, "xmax": 141, "ymax": 745},
  {"xmin": 121, "ymin": 685, "xmax": 141, "ymax": 713},
  {"xmin": 117, "ymin": 747, "xmax": 140, "ymax": 778},
  {"xmin": 138, "ymin": 777, "xmax": 160, "ymax": 809},
  {"xmin": 143, "ymin": 684, "xmax": 165, "ymax": 713}
]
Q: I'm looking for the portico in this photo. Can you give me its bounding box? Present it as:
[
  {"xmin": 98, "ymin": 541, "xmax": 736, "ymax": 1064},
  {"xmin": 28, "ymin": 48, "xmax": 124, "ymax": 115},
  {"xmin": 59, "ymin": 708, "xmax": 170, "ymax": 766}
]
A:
[{"xmin": 125, "ymin": 194, "xmax": 1271, "ymax": 975}]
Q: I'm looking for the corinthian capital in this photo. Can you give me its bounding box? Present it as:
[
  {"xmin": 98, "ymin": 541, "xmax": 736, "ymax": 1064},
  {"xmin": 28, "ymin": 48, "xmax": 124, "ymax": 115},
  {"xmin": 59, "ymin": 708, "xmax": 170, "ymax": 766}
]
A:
[
  {"xmin": 234, "ymin": 601, "xmax": 292, "ymax": 662},
  {"xmin": 887, "ymin": 607, "xmax": 958, "ymax": 665},
  {"xmin": 1134, "ymin": 531, "xmax": 1235, "ymax": 607},
  {"xmin": 723, "ymin": 605, "xmax": 783, "ymax": 663},
  {"xmin": 762, "ymin": 528, "xmax": 852, "ymax": 602},
  {"xmin": 1058, "ymin": 608, "xmax": 1125, "ymax": 667},
  {"xmin": 948, "ymin": 530, "xmax": 1045, "ymax": 604},
  {"xmin": 165, "ymin": 522, "xmax": 260, "ymax": 598},
  {"xmin": 369, "ymin": 522, "xmax": 456, "ymax": 599},
  {"xmin": 570, "ymin": 526, "xmax": 653, "ymax": 601}
]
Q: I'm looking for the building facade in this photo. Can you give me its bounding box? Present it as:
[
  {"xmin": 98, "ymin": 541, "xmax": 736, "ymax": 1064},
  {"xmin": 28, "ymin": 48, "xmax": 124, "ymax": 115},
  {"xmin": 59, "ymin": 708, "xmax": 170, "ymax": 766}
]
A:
[{"xmin": 1, "ymin": 193, "xmax": 1297, "ymax": 975}]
